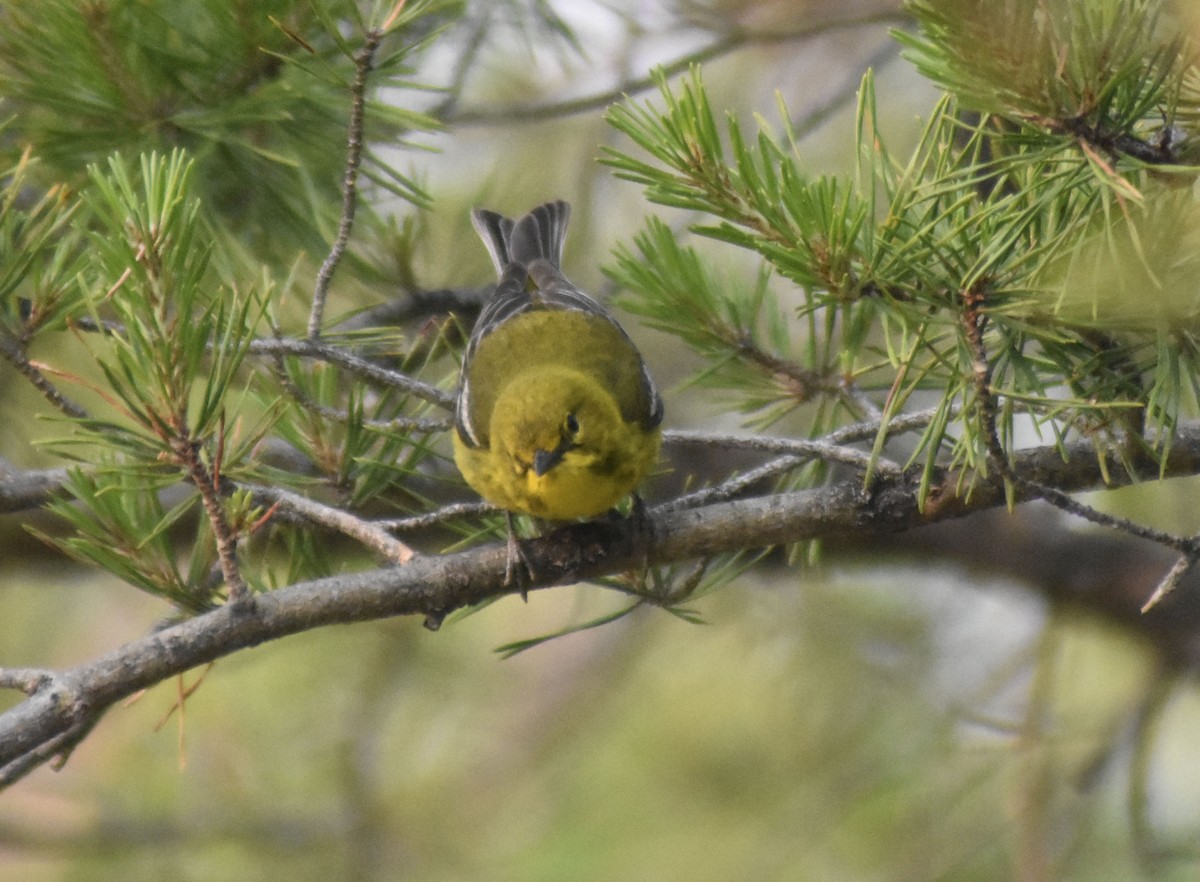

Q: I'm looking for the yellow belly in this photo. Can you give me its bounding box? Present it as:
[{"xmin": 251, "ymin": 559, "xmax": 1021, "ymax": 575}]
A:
[{"xmin": 453, "ymin": 427, "xmax": 660, "ymax": 520}]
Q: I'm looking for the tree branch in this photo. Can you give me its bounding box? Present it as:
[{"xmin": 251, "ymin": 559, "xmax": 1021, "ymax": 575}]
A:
[
  {"xmin": 0, "ymin": 335, "xmax": 88, "ymax": 419},
  {"xmin": 172, "ymin": 434, "xmax": 247, "ymax": 603},
  {"xmin": 7, "ymin": 420, "xmax": 1200, "ymax": 787},
  {"xmin": 246, "ymin": 336, "xmax": 454, "ymax": 409},
  {"xmin": 244, "ymin": 483, "xmax": 415, "ymax": 563},
  {"xmin": 445, "ymin": 11, "xmax": 911, "ymax": 126},
  {"xmin": 0, "ymin": 460, "xmax": 69, "ymax": 513},
  {"xmin": 308, "ymin": 27, "xmax": 384, "ymax": 338},
  {"xmin": 1058, "ymin": 116, "xmax": 1188, "ymax": 166},
  {"xmin": 58, "ymin": 314, "xmax": 456, "ymax": 415}
]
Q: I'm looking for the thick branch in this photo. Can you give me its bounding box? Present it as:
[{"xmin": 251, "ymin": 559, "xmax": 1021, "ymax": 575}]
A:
[
  {"xmin": 0, "ymin": 460, "xmax": 69, "ymax": 513},
  {"xmin": 6, "ymin": 424, "xmax": 1200, "ymax": 783}
]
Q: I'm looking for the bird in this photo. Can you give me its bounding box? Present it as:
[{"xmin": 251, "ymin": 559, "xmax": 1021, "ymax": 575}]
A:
[{"xmin": 453, "ymin": 200, "xmax": 663, "ymax": 579}]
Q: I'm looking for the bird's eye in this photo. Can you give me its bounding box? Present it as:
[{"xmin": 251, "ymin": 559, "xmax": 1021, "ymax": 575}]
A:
[{"xmin": 564, "ymin": 412, "xmax": 580, "ymax": 436}]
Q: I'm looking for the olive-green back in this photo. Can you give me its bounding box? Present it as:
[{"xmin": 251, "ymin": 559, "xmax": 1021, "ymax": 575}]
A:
[{"xmin": 464, "ymin": 309, "xmax": 657, "ymax": 443}]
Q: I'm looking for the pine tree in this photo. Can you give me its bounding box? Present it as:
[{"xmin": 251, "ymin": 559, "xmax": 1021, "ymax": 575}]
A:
[{"xmin": 2, "ymin": 0, "xmax": 1200, "ymax": 873}]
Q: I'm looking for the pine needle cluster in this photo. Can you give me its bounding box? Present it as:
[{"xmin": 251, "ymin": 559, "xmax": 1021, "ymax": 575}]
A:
[{"xmin": 605, "ymin": 0, "xmax": 1200, "ymax": 502}]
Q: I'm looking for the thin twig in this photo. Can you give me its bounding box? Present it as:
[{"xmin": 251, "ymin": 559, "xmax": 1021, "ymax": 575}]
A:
[
  {"xmin": 0, "ymin": 460, "xmax": 70, "ymax": 513},
  {"xmin": 0, "ymin": 669, "xmax": 55, "ymax": 695},
  {"xmin": 664, "ymin": 429, "xmax": 901, "ymax": 474},
  {"xmin": 825, "ymin": 406, "xmax": 951, "ymax": 444},
  {"xmin": 244, "ymin": 484, "xmax": 415, "ymax": 564},
  {"xmin": 429, "ymin": 7, "xmax": 492, "ymax": 120},
  {"xmin": 959, "ymin": 284, "xmax": 1198, "ymax": 566},
  {"xmin": 659, "ymin": 454, "xmax": 811, "ymax": 512},
  {"xmin": 0, "ymin": 335, "xmax": 87, "ymax": 418},
  {"xmin": 269, "ymin": 350, "xmax": 451, "ymax": 432},
  {"xmin": 658, "ymin": 414, "xmax": 921, "ymax": 513},
  {"xmin": 1059, "ymin": 116, "xmax": 1187, "ymax": 166},
  {"xmin": 374, "ymin": 501, "xmax": 496, "ymax": 532},
  {"xmin": 248, "ymin": 336, "xmax": 454, "ymax": 409},
  {"xmin": 67, "ymin": 316, "xmax": 455, "ymax": 410},
  {"xmin": 1140, "ymin": 545, "xmax": 1200, "ymax": 613},
  {"xmin": 334, "ymin": 285, "xmax": 491, "ymax": 332},
  {"xmin": 308, "ymin": 27, "xmax": 386, "ymax": 338},
  {"xmin": 70, "ymin": 315, "xmax": 126, "ymax": 335},
  {"xmin": 446, "ymin": 11, "xmax": 911, "ymax": 126},
  {"xmin": 786, "ymin": 36, "xmax": 903, "ymax": 142},
  {"xmin": 172, "ymin": 435, "xmax": 248, "ymax": 603}
]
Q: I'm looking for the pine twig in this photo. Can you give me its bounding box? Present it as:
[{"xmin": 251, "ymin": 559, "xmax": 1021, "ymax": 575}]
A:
[
  {"xmin": 0, "ymin": 669, "xmax": 55, "ymax": 695},
  {"xmin": 307, "ymin": 25, "xmax": 386, "ymax": 339},
  {"xmin": 244, "ymin": 484, "xmax": 415, "ymax": 564},
  {"xmin": 0, "ymin": 460, "xmax": 70, "ymax": 513},
  {"xmin": 446, "ymin": 11, "xmax": 910, "ymax": 126},
  {"xmin": 958, "ymin": 283, "xmax": 1200, "ymax": 600},
  {"xmin": 1058, "ymin": 116, "xmax": 1187, "ymax": 166},
  {"xmin": 374, "ymin": 501, "xmax": 496, "ymax": 533},
  {"xmin": 247, "ymin": 336, "xmax": 453, "ymax": 409},
  {"xmin": 65, "ymin": 316, "xmax": 455, "ymax": 411},
  {"xmin": 0, "ymin": 335, "xmax": 87, "ymax": 419},
  {"xmin": 269, "ymin": 352, "xmax": 451, "ymax": 433},
  {"xmin": 172, "ymin": 436, "xmax": 248, "ymax": 603},
  {"xmin": 1140, "ymin": 544, "xmax": 1200, "ymax": 613}
]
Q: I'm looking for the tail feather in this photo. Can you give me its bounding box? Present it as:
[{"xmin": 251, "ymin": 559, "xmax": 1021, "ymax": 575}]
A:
[
  {"xmin": 510, "ymin": 200, "xmax": 570, "ymax": 268},
  {"xmin": 470, "ymin": 209, "xmax": 516, "ymax": 275}
]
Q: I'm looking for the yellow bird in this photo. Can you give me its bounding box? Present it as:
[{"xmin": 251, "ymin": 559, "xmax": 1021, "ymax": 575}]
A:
[{"xmin": 453, "ymin": 200, "xmax": 663, "ymax": 534}]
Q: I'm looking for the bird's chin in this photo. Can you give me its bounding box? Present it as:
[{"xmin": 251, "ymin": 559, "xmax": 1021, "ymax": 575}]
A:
[{"xmin": 523, "ymin": 468, "xmax": 620, "ymax": 521}]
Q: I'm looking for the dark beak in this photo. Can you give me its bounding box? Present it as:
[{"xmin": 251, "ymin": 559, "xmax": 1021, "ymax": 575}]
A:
[{"xmin": 533, "ymin": 443, "xmax": 569, "ymax": 476}]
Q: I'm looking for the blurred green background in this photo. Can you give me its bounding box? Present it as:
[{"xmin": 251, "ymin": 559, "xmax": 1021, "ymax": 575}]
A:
[{"xmin": 0, "ymin": 551, "xmax": 1183, "ymax": 880}]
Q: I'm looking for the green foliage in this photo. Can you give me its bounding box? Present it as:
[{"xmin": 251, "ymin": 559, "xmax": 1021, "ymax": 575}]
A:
[
  {"xmin": 31, "ymin": 467, "xmax": 218, "ymax": 613},
  {"xmin": 265, "ymin": 333, "xmax": 453, "ymax": 511},
  {"xmin": 0, "ymin": 2, "xmax": 464, "ymax": 610},
  {"xmin": 0, "ymin": 0, "xmax": 446, "ymax": 259},
  {"xmin": 27, "ymin": 151, "xmax": 274, "ymax": 607},
  {"xmin": 606, "ymin": 70, "xmax": 874, "ymax": 299},
  {"xmin": 606, "ymin": 69, "xmax": 885, "ymax": 433},
  {"xmin": 899, "ymin": 0, "xmax": 1195, "ymax": 134},
  {"xmin": 610, "ymin": 218, "xmax": 800, "ymax": 421},
  {"xmin": 28, "ymin": 145, "xmax": 455, "ymax": 609},
  {"xmin": 0, "ymin": 149, "xmax": 84, "ymax": 341},
  {"xmin": 604, "ymin": 0, "xmax": 1200, "ymax": 500},
  {"xmin": 73, "ymin": 151, "xmax": 266, "ymax": 459}
]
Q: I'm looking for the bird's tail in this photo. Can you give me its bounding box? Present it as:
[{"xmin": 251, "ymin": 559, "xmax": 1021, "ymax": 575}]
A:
[
  {"xmin": 510, "ymin": 200, "xmax": 570, "ymax": 269},
  {"xmin": 470, "ymin": 209, "xmax": 516, "ymax": 276},
  {"xmin": 471, "ymin": 200, "xmax": 571, "ymax": 275}
]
